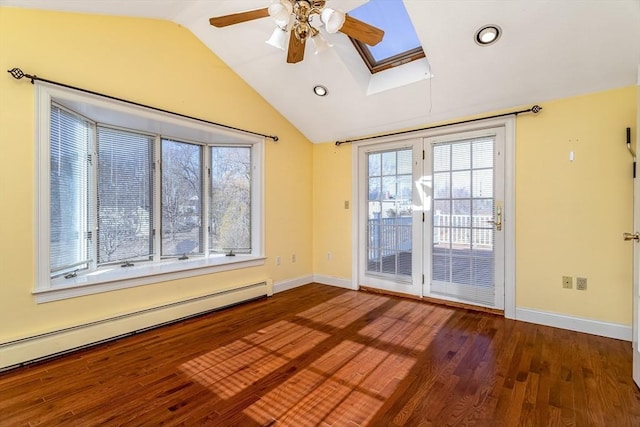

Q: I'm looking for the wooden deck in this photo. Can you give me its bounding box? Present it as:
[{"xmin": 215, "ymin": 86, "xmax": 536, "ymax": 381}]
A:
[{"xmin": 1, "ymin": 283, "xmax": 639, "ymax": 426}]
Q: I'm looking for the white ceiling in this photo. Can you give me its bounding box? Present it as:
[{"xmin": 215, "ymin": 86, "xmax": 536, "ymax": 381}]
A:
[{"xmin": 2, "ymin": 0, "xmax": 639, "ymax": 143}]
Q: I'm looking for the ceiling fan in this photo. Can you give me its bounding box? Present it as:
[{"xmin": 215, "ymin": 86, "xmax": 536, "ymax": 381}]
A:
[{"xmin": 209, "ymin": 0, "xmax": 384, "ymax": 64}]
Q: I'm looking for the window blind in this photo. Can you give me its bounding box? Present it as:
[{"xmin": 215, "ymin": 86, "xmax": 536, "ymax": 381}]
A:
[
  {"xmin": 431, "ymin": 138, "xmax": 495, "ymax": 306},
  {"xmin": 49, "ymin": 105, "xmax": 92, "ymax": 276},
  {"xmin": 96, "ymin": 126, "xmax": 154, "ymax": 264},
  {"xmin": 366, "ymin": 148, "xmax": 413, "ymax": 279}
]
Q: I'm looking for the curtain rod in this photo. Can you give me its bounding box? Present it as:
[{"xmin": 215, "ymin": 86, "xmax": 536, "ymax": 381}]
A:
[
  {"xmin": 7, "ymin": 67, "xmax": 279, "ymax": 142},
  {"xmin": 334, "ymin": 104, "xmax": 542, "ymax": 146}
]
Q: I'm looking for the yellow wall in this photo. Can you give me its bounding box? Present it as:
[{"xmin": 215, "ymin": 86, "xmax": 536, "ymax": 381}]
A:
[
  {"xmin": 0, "ymin": 8, "xmax": 313, "ymax": 341},
  {"xmin": 516, "ymin": 87, "xmax": 635, "ymax": 324},
  {"xmin": 312, "ymin": 143, "xmax": 352, "ymax": 279},
  {"xmin": 312, "ymin": 87, "xmax": 637, "ymax": 326}
]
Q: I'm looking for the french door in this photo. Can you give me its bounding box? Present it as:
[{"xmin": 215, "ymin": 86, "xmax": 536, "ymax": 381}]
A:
[
  {"xmin": 424, "ymin": 129, "xmax": 505, "ymax": 309},
  {"xmin": 358, "ymin": 140, "xmax": 423, "ymax": 295},
  {"xmin": 357, "ymin": 125, "xmax": 507, "ymax": 310}
]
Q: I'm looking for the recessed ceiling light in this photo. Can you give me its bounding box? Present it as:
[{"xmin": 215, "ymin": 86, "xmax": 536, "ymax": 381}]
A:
[
  {"xmin": 313, "ymin": 85, "xmax": 328, "ymax": 96},
  {"xmin": 475, "ymin": 25, "xmax": 501, "ymax": 46}
]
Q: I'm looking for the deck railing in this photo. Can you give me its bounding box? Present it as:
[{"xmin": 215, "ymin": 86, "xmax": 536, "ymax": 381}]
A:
[
  {"xmin": 368, "ymin": 214, "xmax": 494, "ymax": 259},
  {"xmin": 433, "ymin": 214, "xmax": 494, "ymax": 248}
]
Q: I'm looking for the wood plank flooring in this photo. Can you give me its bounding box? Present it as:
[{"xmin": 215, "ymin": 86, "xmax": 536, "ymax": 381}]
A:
[{"xmin": 1, "ymin": 283, "xmax": 639, "ymax": 426}]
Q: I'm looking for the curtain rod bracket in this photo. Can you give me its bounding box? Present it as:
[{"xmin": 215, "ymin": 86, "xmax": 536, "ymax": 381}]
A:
[
  {"xmin": 7, "ymin": 67, "xmax": 279, "ymax": 142},
  {"xmin": 335, "ymin": 104, "xmax": 543, "ymax": 146},
  {"xmin": 627, "ymin": 127, "xmax": 635, "ymax": 158}
]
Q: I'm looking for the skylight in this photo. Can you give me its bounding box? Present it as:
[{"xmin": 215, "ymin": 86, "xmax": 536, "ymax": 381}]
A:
[{"xmin": 348, "ymin": 0, "xmax": 425, "ymax": 74}]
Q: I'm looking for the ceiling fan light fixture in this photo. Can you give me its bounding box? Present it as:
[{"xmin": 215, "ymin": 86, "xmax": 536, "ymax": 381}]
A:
[
  {"xmin": 268, "ymin": 0, "xmax": 293, "ymax": 28},
  {"xmin": 475, "ymin": 25, "xmax": 501, "ymax": 46},
  {"xmin": 320, "ymin": 8, "xmax": 346, "ymax": 34},
  {"xmin": 209, "ymin": 1, "xmax": 384, "ymax": 64},
  {"xmin": 266, "ymin": 26, "xmax": 288, "ymax": 51},
  {"xmin": 294, "ymin": 21, "xmax": 312, "ymax": 40}
]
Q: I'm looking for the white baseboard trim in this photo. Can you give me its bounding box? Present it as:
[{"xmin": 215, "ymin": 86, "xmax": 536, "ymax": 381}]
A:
[
  {"xmin": 313, "ymin": 274, "xmax": 355, "ymax": 290},
  {"xmin": 273, "ymin": 275, "xmax": 314, "ymax": 294},
  {"xmin": 0, "ymin": 281, "xmax": 271, "ymax": 371},
  {"xmin": 272, "ymin": 275, "xmax": 355, "ymax": 293},
  {"xmin": 516, "ymin": 308, "xmax": 632, "ymax": 341}
]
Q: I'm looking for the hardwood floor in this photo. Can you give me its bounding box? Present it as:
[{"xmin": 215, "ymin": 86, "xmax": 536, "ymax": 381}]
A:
[{"xmin": 1, "ymin": 283, "xmax": 639, "ymax": 426}]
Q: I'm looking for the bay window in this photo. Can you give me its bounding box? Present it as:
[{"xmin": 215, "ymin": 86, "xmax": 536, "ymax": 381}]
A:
[{"xmin": 35, "ymin": 83, "xmax": 264, "ymax": 302}]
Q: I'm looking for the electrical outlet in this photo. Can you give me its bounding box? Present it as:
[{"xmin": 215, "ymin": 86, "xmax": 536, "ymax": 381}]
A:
[
  {"xmin": 562, "ymin": 276, "xmax": 573, "ymax": 289},
  {"xmin": 276, "ymin": 256, "xmax": 281, "ymax": 266},
  {"xmin": 576, "ymin": 277, "xmax": 587, "ymax": 291},
  {"xmin": 327, "ymin": 252, "xmax": 332, "ymax": 260},
  {"xmin": 344, "ymin": 200, "xmax": 350, "ymax": 209},
  {"xmin": 291, "ymin": 254, "xmax": 296, "ymax": 263}
]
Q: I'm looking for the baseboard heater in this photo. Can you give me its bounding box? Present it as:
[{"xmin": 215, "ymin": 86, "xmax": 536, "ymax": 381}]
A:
[{"xmin": 0, "ymin": 280, "xmax": 271, "ymax": 372}]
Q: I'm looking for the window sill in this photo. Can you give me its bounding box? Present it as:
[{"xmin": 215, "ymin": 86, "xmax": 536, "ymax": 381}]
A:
[{"xmin": 34, "ymin": 255, "xmax": 266, "ymax": 303}]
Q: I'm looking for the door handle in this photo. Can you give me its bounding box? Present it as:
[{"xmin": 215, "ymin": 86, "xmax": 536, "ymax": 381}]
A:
[
  {"xmin": 487, "ymin": 206, "xmax": 502, "ymax": 231},
  {"xmin": 486, "ymin": 220, "xmax": 502, "ymax": 231},
  {"xmin": 623, "ymin": 232, "xmax": 640, "ymax": 241}
]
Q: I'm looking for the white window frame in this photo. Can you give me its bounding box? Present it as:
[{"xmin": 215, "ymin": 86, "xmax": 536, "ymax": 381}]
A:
[{"xmin": 34, "ymin": 82, "xmax": 265, "ymax": 303}]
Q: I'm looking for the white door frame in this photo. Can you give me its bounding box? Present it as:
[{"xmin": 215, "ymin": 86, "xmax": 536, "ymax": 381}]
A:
[
  {"xmin": 632, "ymin": 66, "xmax": 640, "ymax": 389},
  {"xmin": 352, "ymin": 116, "xmax": 516, "ymax": 318}
]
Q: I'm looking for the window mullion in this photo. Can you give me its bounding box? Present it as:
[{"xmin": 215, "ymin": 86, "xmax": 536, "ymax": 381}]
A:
[
  {"xmin": 89, "ymin": 123, "xmax": 98, "ymax": 272},
  {"xmin": 153, "ymin": 135, "xmax": 162, "ymax": 262},
  {"xmin": 203, "ymin": 146, "xmax": 211, "ymax": 258}
]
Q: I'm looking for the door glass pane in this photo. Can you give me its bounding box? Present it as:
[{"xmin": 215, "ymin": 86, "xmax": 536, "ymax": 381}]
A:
[
  {"xmin": 161, "ymin": 139, "xmax": 203, "ymax": 257},
  {"xmin": 382, "ymin": 151, "xmax": 396, "ymax": 174},
  {"xmin": 473, "ymin": 169, "xmax": 493, "ymax": 198},
  {"xmin": 433, "ymin": 172, "xmax": 450, "ymax": 199},
  {"xmin": 451, "ymin": 143, "xmax": 470, "ymax": 170},
  {"xmin": 474, "ymin": 139, "xmax": 493, "ymax": 168},
  {"xmin": 368, "ymin": 153, "xmax": 381, "ymax": 176},
  {"xmin": 368, "ymin": 177, "xmax": 381, "ymax": 200},
  {"xmin": 397, "ymin": 149, "xmax": 412, "ymax": 174},
  {"xmin": 382, "ymin": 176, "xmax": 396, "ymax": 200},
  {"xmin": 452, "ymin": 171, "xmax": 471, "ymax": 198},
  {"xmin": 433, "ymin": 144, "xmax": 450, "ymax": 171},
  {"xmin": 431, "ymin": 137, "xmax": 495, "ymax": 305},
  {"xmin": 366, "ymin": 148, "xmax": 413, "ymax": 279}
]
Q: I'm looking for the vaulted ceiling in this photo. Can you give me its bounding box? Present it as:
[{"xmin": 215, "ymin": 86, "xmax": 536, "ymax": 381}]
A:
[{"xmin": 2, "ymin": 0, "xmax": 639, "ymax": 143}]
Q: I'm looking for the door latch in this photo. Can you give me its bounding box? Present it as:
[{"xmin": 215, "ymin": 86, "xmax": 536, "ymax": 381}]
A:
[{"xmin": 487, "ymin": 206, "xmax": 502, "ymax": 231}]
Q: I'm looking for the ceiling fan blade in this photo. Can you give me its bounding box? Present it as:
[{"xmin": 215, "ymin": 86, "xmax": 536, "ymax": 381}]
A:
[
  {"xmin": 287, "ymin": 34, "xmax": 306, "ymax": 64},
  {"xmin": 339, "ymin": 15, "xmax": 384, "ymax": 46},
  {"xmin": 209, "ymin": 8, "xmax": 269, "ymax": 28}
]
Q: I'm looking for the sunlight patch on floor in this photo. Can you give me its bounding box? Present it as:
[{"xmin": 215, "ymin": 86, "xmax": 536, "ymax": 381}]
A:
[
  {"xmin": 180, "ymin": 320, "xmax": 329, "ymax": 399},
  {"xmin": 244, "ymin": 339, "xmax": 417, "ymax": 426},
  {"xmin": 178, "ymin": 291, "xmax": 455, "ymax": 425}
]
